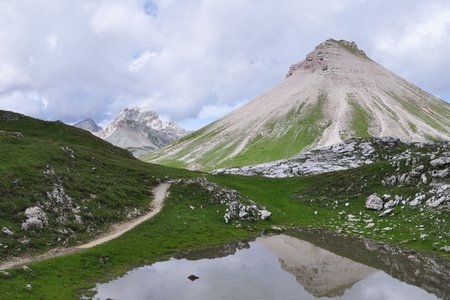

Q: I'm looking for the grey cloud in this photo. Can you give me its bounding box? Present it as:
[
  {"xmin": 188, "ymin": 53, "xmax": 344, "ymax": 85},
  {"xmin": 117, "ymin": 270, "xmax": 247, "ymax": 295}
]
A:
[{"xmin": 0, "ymin": 0, "xmax": 449, "ymax": 129}]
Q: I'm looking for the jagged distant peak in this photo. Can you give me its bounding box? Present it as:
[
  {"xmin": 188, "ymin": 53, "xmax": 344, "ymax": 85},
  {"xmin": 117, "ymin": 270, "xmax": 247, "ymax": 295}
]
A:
[
  {"xmin": 73, "ymin": 119, "xmax": 102, "ymax": 133},
  {"xmin": 106, "ymin": 106, "xmax": 184, "ymax": 133},
  {"xmin": 96, "ymin": 106, "xmax": 188, "ymax": 157}
]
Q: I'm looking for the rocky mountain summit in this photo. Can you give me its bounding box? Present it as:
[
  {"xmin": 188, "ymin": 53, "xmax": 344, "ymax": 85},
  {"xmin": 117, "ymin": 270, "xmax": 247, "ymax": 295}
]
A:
[
  {"xmin": 73, "ymin": 119, "xmax": 102, "ymax": 133},
  {"xmin": 147, "ymin": 38, "xmax": 450, "ymax": 171},
  {"xmin": 96, "ymin": 107, "xmax": 188, "ymax": 157}
]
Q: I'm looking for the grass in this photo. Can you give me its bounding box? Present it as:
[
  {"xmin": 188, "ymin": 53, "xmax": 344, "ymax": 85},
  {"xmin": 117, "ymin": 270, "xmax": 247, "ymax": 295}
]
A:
[
  {"xmin": 0, "ymin": 183, "xmax": 266, "ymax": 299},
  {"xmin": 210, "ymin": 161, "xmax": 450, "ymax": 256},
  {"xmin": 145, "ymin": 92, "xmax": 328, "ymax": 171},
  {"xmin": 217, "ymin": 93, "xmax": 328, "ymax": 168},
  {"xmin": 348, "ymin": 95, "xmax": 372, "ymax": 138},
  {"xmin": 0, "ymin": 111, "xmax": 194, "ymax": 260},
  {"xmin": 1, "ymin": 110, "xmax": 449, "ymax": 299},
  {"xmin": 387, "ymin": 92, "xmax": 450, "ymax": 135},
  {"xmin": 334, "ymin": 39, "xmax": 368, "ymax": 58},
  {"xmin": 2, "ymin": 157, "xmax": 448, "ymax": 298}
]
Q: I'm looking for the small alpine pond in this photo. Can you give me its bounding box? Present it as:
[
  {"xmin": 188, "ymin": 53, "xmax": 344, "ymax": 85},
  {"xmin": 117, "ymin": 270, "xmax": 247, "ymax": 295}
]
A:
[{"xmin": 93, "ymin": 230, "xmax": 450, "ymax": 300}]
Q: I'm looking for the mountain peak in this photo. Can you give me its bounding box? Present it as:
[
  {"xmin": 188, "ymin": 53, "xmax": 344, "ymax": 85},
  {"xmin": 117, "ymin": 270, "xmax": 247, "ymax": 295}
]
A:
[
  {"xmin": 98, "ymin": 107, "xmax": 188, "ymax": 157},
  {"xmin": 73, "ymin": 119, "xmax": 102, "ymax": 133},
  {"xmin": 148, "ymin": 39, "xmax": 450, "ymax": 171},
  {"xmin": 286, "ymin": 38, "xmax": 367, "ymax": 78}
]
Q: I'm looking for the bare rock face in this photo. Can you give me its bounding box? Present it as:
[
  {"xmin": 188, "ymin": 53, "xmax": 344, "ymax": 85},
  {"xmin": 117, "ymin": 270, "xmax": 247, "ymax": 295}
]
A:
[
  {"xmin": 365, "ymin": 194, "xmax": 383, "ymax": 211},
  {"xmin": 96, "ymin": 107, "xmax": 188, "ymax": 157},
  {"xmin": 286, "ymin": 39, "xmax": 366, "ymax": 78},
  {"xmin": 73, "ymin": 119, "xmax": 102, "ymax": 133},
  {"xmin": 21, "ymin": 207, "xmax": 48, "ymax": 230}
]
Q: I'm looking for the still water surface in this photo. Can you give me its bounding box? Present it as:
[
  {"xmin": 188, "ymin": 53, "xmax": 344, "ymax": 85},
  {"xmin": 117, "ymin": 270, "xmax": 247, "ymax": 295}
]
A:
[{"xmin": 94, "ymin": 232, "xmax": 448, "ymax": 300}]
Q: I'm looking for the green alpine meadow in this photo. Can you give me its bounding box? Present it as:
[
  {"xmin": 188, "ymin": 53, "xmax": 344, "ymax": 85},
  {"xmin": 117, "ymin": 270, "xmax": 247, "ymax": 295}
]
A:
[{"xmin": 1, "ymin": 6, "xmax": 450, "ymax": 298}]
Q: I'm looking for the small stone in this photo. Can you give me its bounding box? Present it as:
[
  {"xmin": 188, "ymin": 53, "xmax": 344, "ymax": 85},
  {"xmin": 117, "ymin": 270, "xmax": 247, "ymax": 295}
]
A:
[
  {"xmin": 259, "ymin": 210, "xmax": 271, "ymax": 220},
  {"xmin": 379, "ymin": 208, "xmax": 394, "ymax": 217},
  {"xmin": 365, "ymin": 194, "xmax": 383, "ymax": 210},
  {"xmin": 188, "ymin": 274, "xmax": 199, "ymax": 281},
  {"xmin": 25, "ymin": 283, "xmax": 32, "ymax": 290},
  {"xmin": 270, "ymin": 225, "xmax": 283, "ymax": 232},
  {"xmin": 22, "ymin": 266, "xmax": 31, "ymax": 271},
  {"xmin": 0, "ymin": 271, "xmax": 10, "ymax": 277},
  {"xmin": 440, "ymin": 246, "xmax": 450, "ymax": 253},
  {"xmin": 421, "ymin": 173, "xmax": 428, "ymax": 184},
  {"xmin": 364, "ymin": 223, "xmax": 375, "ymax": 229},
  {"xmin": 2, "ymin": 227, "xmax": 14, "ymax": 236}
]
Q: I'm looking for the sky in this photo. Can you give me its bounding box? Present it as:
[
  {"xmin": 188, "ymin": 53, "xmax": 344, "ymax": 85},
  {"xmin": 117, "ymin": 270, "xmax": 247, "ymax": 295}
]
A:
[{"xmin": 1, "ymin": 0, "xmax": 450, "ymax": 130}]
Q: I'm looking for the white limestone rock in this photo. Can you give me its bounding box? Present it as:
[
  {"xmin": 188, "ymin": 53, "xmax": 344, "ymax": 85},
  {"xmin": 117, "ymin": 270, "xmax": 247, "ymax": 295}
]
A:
[
  {"xmin": 21, "ymin": 207, "xmax": 48, "ymax": 230},
  {"xmin": 365, "ymin": 194, "xmax": 383, "ymax": 211}
]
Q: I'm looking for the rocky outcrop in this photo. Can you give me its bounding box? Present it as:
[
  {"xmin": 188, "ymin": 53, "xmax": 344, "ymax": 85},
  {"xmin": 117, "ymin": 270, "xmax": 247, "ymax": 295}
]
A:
[
  {"xmin": 21, "ymin": 207, "xmax": 48, "ymax": 230},
  {"xmin": 171, "ymin": 178, "xmax": 271, "ymax": 223},
  {"xmin": 212, "ymin": 138, "xmax": 450, "ymax": 187},
  {"xmin": 286, "ymin": 39, "xmax": 367, "ymax": 78}
]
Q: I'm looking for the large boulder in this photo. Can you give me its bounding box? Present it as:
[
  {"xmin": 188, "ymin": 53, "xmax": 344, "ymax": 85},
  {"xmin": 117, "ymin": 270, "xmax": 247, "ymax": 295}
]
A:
[
  {"xmin": 430, "ymin": 157, "xmax": 450, "ymax": 168},
  {"xmin": 21, "ymin": 207, "xmax": 48, "ymax": 230},
  {"xmin": 365, "ymin": 194, "xmax": 383, "ymax": 211}
]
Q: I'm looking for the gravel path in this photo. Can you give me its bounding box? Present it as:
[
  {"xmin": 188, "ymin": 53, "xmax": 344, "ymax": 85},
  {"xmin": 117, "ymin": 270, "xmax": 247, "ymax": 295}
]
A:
[{"xmin": 0, "ymin": 183, "xmax": 171, "ymax": 270}]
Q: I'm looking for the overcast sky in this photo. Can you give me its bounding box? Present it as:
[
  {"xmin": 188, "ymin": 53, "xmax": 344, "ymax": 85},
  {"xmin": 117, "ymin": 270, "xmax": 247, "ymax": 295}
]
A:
[{"xmin": 1, "ymin": 0, "xmax": 450, "ymax": 130}]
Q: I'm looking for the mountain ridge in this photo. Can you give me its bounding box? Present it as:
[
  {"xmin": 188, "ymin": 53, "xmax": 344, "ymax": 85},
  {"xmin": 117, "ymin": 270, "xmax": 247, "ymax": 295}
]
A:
[
  {"xmin": 75, "ymin": 107, "xmax": 188, "ymax": 157},
  {"xmin": 144, "ymin": 38, "xmax": 450, "ymax": 170}
]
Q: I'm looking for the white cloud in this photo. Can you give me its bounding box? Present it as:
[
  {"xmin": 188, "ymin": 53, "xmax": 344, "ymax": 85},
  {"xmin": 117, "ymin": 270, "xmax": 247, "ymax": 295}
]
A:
[
  {"xmin": 46, "ymin": 34, "xmax": 58, "ymax": 50},
  {"xmin": 0, "ymin": 0, "xmax": 449, "ymax": 129},
  {"xmin": 128, "ymin": 51, "xmax": 158, "ymax": 72}
]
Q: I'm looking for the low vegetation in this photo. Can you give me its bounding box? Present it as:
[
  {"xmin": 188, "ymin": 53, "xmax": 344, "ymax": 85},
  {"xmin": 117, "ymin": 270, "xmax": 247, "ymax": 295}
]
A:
[{"xmin": 0, "ymin": 110, "xmax": 449, "ymax": 299}]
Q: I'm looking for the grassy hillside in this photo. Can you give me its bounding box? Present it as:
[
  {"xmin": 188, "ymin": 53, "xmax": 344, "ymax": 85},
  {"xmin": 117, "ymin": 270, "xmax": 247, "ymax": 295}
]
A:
[
  {"xmin": 143, "ymin": 93, "xmax": 330, "ymax": 171},
  {"xmin": 0, "ymin": 110, "xmax": 193, "ymax": 261},
  {"xmin": 0, "ymin": 110, "xmax": 449, "ymax": 299},
  {"xmin": 0, "ymin": 156, "xmax": 448, "ymax": 298}
]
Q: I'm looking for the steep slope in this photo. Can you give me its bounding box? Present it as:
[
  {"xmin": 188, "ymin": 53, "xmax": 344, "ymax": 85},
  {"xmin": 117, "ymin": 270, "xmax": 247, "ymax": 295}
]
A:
[
  {"xmin": 97, "ymin": 107, "xmax": 188, "ymax": 157},
  {"xmin": 73, "ymin": 119, "xmax": 102, "ymax": 133},
  {"xmin": 0, "ymin": 110, "xmax": 190, "ymax": 262},
  {"xmin": 145, "ymin": 39, "xmax": 450, "ymax": 171}
]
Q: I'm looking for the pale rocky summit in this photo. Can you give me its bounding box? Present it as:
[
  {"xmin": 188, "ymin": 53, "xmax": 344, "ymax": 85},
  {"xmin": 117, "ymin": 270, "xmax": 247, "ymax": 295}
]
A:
[
  {"xmin": 147, "ymin": 38, "xmax": 450, "ymax": 170},
  {"xmin": 73, "ymin": 119, "xmax": 102, "ymax": 133},
  {"xmin": 96, "ymin": 107, "xmax": 188, "ymax": 157}
]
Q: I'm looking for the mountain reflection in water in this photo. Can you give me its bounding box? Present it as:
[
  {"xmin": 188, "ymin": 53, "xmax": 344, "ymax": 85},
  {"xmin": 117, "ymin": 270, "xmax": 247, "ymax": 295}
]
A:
[{"xmin": 94, "ymin": 232, "xmax": 447, "ymax": 300}]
